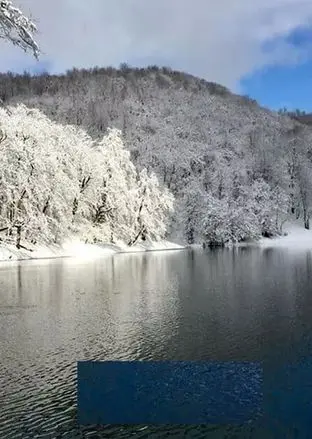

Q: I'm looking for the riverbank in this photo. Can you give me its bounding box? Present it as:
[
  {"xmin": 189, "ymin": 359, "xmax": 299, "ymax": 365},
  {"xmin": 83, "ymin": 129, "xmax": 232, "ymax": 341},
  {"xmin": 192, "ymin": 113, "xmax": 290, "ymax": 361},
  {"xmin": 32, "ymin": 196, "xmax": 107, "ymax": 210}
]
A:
[
  {"xmin": 1, "ymin": 220, "xmax": 311, "ymax": 262},
  {"xmin": 0, "ymin": 238, "xmax": 185, "ymax": 262}
]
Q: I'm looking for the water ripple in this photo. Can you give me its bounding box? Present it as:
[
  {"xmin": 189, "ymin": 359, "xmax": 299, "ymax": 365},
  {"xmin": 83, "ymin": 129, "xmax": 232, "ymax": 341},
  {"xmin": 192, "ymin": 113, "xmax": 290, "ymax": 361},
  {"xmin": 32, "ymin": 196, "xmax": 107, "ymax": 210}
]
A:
[{"xmin": 1, "ymin": 250, "xmax": 311, "ymax": 437}]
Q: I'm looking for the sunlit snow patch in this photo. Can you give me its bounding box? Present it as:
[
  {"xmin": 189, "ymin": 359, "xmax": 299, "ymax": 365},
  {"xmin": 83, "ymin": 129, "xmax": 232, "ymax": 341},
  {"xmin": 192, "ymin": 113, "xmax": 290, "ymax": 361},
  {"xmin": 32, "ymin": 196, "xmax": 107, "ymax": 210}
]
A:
[{"xmin": 60, "ymin": 239, "xmax": 116, "ymax": 260}]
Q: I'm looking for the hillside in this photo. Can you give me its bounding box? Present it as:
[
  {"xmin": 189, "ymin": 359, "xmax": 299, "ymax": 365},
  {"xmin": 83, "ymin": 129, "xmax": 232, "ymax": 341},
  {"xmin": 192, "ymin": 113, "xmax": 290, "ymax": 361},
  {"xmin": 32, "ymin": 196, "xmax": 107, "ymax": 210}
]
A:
[{"xmin": 0, "ymin": 66, "xmax": 312, "ymax": 246}]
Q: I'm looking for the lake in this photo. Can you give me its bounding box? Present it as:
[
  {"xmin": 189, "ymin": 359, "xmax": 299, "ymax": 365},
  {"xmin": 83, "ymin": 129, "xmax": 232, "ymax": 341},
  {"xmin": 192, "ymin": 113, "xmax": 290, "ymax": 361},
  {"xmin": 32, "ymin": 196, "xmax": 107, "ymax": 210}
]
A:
[{"xmin": 1, "ymin": 247, "xmax": 312, "ymax": 438}]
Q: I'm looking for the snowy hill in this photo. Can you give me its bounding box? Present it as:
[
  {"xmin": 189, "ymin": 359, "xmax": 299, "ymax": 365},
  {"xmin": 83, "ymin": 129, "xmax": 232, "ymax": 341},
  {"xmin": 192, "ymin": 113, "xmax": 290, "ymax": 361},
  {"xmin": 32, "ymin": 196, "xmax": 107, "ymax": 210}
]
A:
[{"xmin": 0, "ymin": 66, "xmax": 312, "ymax": 247}]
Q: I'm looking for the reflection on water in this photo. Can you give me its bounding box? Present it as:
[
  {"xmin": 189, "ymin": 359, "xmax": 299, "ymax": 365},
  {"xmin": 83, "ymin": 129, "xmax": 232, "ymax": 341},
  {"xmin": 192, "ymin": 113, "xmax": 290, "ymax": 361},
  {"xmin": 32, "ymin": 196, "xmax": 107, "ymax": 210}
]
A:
[{"xmin": 0, "ymin": 247, "xmax": 312, "ymax": 437}]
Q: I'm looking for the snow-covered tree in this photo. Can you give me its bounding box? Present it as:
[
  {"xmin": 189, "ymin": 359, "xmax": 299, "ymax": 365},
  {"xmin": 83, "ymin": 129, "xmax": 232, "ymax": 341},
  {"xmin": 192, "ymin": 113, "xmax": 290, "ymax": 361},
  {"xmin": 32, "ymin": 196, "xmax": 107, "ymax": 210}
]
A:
[
  {"xmin": 296, "ymin": 159, "xmax": 312, "ymax": 230},
  {"xmin": 0, "ymin": 106, "xmax": 173, "ymax": 248},
  {"xmin": 284, "ymin": 124, "xmax": 312, "ymax": 229},
  {"xmin": 0, "ymin": 0, "xmax": 39, "ymax": 58},
  {"xmin": 180, "ymin": 181, "xmax": 206, "ymax": 244},
  {"xmin": 93, "ymin": 128, "xmax": 173, "ymax": 245},
  {"xmin": 91, "ymin": 127, "xmax": 141, "ymax": 244},
  {"xmin": 202, "ymin": 194, "xmax": 260, "ymax": 246},
  {"xmin": 130, "ymin": 168, "xmax": 174, "ymax": 245},
  {"xmin": 250, "ymin": 179, "xmax": 289, "ymax": 237},
  {"xmin": 0, "ymin": 105, "xmax": 95, "ymax": 246}
]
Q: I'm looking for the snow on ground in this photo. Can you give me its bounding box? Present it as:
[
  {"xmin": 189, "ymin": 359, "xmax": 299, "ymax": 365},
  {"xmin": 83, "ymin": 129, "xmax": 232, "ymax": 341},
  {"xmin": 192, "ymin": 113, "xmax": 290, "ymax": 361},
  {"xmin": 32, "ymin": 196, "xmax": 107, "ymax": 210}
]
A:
[
  {"xmin": 1, "ymin": 219, "xmax": 311, "ymax": 263},
  {"xmin": 0, "ymin": 238, "xmax": 185, "ymax": 262},
  {"xmin": 258, "ymin": 220, "xmax": 312, "ymax": 250}
]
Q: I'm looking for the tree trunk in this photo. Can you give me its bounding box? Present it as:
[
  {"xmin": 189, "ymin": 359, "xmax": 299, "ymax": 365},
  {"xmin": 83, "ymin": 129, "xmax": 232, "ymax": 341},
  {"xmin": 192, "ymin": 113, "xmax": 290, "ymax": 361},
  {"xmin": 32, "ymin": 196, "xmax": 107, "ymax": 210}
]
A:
[
  {"xmin": 304, "ymin": 209, "xmax": 310, "ymax": 230},
  {"xmin": 16, "ymin": 225, "xmax": 22, "ymax": 249},
  {"xmin": 72, "ymin": 197, "xmax": 78, "ymax": 216},
  {"xmin": 296, "ymin": 208, "xmax": 300, "ymax": 220},
  {"xmin": 129, "ymin": 187, "xmax": 147, "ymax": 246},
  {"xmin": 187, "ymin": 226, "xmax": 194, "ymax": 245},
  {"xmin": 110, "ymin": 231, "xmax": 115, "ymax": 244},
  {"xmin": 128, "ymin": 226, "xmax": 144, "ymax": 247}
]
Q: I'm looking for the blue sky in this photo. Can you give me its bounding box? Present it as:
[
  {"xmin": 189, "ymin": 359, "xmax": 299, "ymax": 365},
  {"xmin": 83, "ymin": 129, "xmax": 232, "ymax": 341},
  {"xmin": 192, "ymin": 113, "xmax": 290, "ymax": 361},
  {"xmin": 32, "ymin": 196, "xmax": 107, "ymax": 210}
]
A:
[
  {"xmin": 241, "ymin": 61, "xmax": 312, "ymax": 112},
  {"xmin": 241, "ymin": 27, "xmax": 312, "ymax": 112}
]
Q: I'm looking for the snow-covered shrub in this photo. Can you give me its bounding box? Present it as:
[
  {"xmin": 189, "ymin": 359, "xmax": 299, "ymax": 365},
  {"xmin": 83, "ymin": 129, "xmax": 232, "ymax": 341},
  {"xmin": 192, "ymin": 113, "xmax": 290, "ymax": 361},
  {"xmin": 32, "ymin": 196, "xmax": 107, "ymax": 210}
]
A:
[
  {"xmin": 202, "ymin": 194, "xmax": 260, "ymax": 246},
  {"xmin": 201, "ymin": 181, "xmax": 289, "ymax": 246}
]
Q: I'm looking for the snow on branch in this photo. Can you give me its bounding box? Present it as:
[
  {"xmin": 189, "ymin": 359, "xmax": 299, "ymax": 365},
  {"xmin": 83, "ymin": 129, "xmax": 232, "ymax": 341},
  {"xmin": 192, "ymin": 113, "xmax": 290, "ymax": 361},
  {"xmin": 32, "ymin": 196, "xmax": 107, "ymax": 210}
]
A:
[{"xmin": 0, "ymin": 0, "xmax": 39, "ymax": 58}]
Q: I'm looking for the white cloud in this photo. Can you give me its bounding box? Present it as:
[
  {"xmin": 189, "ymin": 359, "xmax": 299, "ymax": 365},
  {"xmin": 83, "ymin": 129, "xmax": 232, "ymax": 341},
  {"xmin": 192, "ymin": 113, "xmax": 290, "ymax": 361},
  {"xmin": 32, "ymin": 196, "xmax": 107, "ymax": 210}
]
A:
[{"xmin": 1, "ymin": 0, "xmax": 312, "ymax": 90}]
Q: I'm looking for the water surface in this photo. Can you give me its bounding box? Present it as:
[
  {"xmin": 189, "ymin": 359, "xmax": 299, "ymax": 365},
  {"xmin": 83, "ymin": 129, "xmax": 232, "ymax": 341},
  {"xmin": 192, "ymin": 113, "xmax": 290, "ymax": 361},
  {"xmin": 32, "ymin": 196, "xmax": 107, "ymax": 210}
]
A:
[{"xmin": 0, "ymin": 247, "xmax": 312, "ymax": 437}]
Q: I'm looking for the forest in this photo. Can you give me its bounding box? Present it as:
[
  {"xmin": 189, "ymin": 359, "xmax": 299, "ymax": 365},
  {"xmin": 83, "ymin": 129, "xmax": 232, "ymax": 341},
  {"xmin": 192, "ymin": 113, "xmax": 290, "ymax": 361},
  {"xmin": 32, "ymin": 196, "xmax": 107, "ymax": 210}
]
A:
[
  {"xmin": 0, "ymin": 104, "xmax": 173, "ymax": 248},
  {"xmin": 0, "ymin": 66, "xmax": 312, "ymax": 247}
]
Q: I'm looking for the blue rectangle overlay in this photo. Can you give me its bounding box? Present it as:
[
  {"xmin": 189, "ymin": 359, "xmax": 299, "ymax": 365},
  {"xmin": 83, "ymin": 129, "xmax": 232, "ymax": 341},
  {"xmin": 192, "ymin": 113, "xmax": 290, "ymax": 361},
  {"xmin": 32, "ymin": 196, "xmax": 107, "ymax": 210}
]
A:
[
  {"xmin": 262, "ymin": 357, "xmax": 312, "ymax": 437},
  {"xmin": 77, "ymin": 361, "xmax": 262, "ymax": 425}
]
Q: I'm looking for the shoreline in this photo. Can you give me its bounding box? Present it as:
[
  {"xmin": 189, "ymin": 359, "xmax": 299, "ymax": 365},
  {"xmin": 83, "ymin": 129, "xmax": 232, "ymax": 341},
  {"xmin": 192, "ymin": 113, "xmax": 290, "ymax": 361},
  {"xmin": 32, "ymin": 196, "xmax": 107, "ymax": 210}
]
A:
[
  {"xmin": 0, "ymin": 239, "xmax": 186, "ymax": 263},
  {"xmin": 0, "ymin": 220, "xmax": 311, "ymax": 263}
]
